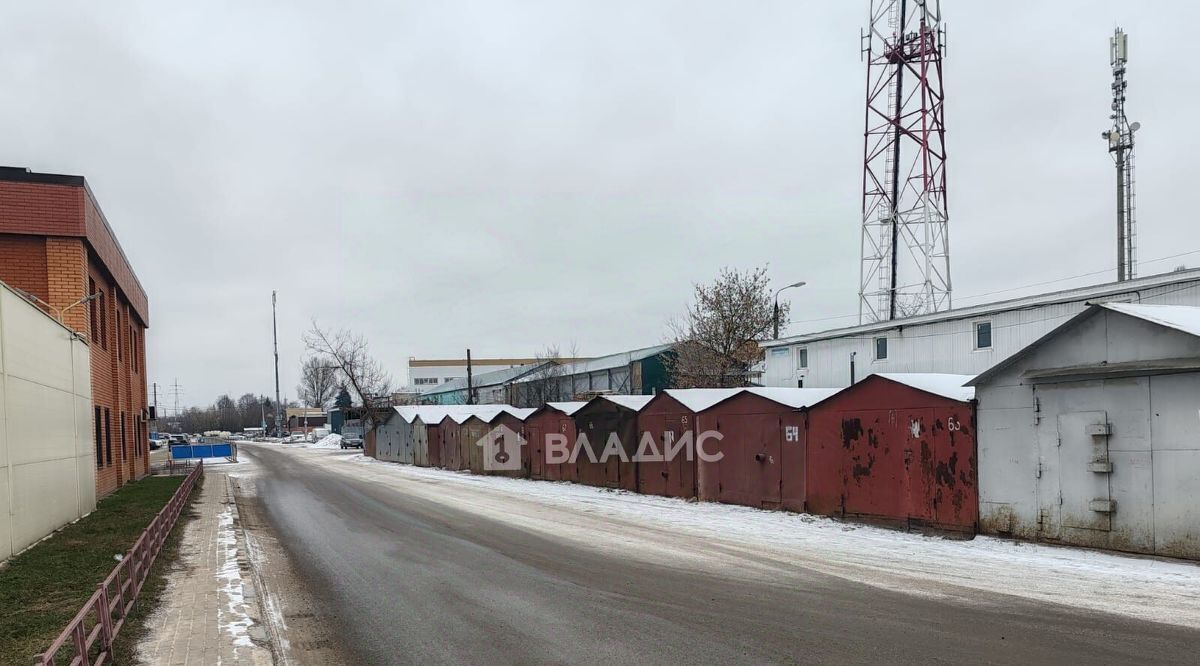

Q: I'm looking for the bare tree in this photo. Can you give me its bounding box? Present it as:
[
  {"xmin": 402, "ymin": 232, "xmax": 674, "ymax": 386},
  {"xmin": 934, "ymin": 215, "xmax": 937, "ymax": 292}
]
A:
[
  {"xmin": 303, "ymin": 323, "xmax": 394, "ymax": 428},
  {"xmin": 297, "ymin": 355, "xmax": 339, "ymax": 410},
  {"xmin": 665, "ymin": 265, "xmax": 785, "ymax": 388},
  {"xmin": 511, "ymin": 343, "xmax": 578, "ymax": 407}
]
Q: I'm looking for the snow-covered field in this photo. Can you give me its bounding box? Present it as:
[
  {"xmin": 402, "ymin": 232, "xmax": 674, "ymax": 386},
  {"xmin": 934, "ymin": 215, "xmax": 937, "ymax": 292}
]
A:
[{"xmin": 298, "ymin": 449, "xmax": 1200, "ymax": 629}]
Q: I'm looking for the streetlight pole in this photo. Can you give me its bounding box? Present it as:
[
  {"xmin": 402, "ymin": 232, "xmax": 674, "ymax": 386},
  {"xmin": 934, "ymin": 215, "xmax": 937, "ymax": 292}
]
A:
[
  {"xmin": 13, "ymin": 289, "xmax": 99, "ymax": 326},
  {"xmin": 773, "ymin": 281, "xmax": 807, "ymax": 340}
]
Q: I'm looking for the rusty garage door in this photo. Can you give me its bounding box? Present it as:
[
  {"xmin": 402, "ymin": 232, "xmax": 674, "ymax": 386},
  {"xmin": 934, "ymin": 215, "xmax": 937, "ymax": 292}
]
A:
[
  {"xmin": 572, "ymin": 396, "xmax": 651, "ymax": 492},
  {"xmin": 637, "ymin": 392, "xmax": 701, "ymax": 499},
  {"xmin": 806, "ymin": 374, "xmax": 977, "ymax": 534}
]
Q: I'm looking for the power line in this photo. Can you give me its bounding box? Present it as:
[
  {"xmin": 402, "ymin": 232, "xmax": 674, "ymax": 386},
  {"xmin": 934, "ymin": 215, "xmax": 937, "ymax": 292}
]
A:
[{"xmin": 784, "ymin": 249, "xmax": 1200, "ymax": 333}]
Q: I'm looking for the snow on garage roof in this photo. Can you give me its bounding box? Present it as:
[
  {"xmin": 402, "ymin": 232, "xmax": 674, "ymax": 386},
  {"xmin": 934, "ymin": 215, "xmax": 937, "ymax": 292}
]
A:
[
  {"xmin": 663, "ymin": 388, "xmax": 743, "ymax": 412},
  {"xmin": 663, "ymin": 387, "xmax": 842, "ymax": 412},
  {"xmin": 1101, "ymin": 303, "xmax": 1200, "ymax": 338},
  {"xmin": 596, "ymin": 395, "xmax": 655, "ymax": 411},
  {"xmin": 501, "ymin": 407, "xmax": 537, "ymax": 421},
  {"xmin": 436, "ymin": 405, "xmax": 514, "ymax": 424},
  {"xmin": 872, "ymin": 374, "xmax": 976, "ymax": 402},
  {"xmin": 545, "ymin": 401, "xmax": 588, "ymax": 416},
  {"xmin": 393, "ymin": 406, "xmax": 452, "ymax": 424},
  {"xmin": 745, "ymin": 387, "xmax": 842, "ymax": 409}
]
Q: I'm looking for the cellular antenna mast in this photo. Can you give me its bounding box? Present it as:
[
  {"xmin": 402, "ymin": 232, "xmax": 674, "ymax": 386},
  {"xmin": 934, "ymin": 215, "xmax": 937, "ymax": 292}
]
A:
[
  {"xmin": 1103, "ymin": 28, "xmax": 1139, "ymax": 282},
  {"xmin": 859, "ymin": 0, "xmax": 950, "ymax": 323}
]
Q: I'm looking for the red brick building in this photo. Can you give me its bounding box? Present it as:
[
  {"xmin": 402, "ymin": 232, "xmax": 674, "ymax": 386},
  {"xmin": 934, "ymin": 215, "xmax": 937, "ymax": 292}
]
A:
[{"xmin": 0, "ymin": 166, "xmax": 149, "ymax": 497}]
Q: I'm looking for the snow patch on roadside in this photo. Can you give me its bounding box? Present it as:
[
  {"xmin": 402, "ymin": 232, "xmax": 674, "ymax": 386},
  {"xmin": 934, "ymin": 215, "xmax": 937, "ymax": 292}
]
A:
[
  {"xmin": 216, "ymin": 506, "xmax": 255, "ymax": 648},
  {"xmin": 337, "ymin": 452, "xmax": 1200, "ymax": 629}
]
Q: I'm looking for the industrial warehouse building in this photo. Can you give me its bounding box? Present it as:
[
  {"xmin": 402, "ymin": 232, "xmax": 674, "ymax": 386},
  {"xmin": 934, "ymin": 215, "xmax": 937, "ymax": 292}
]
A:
[
  {"xmin": 970, "ymin": 303, "xmax": 1200, "ymax": 559},
  {"xmin": 418, "ymin": 362, "xmax": 554, "ymax": 405},
  {"xmin": 405, "ymin": 356, "xmax": 542, "ymax": 391},
  {"xmin": 418, "ymin": 344, "xmax": 675, "ymax": 406},
  {"xmin": 509, "ymin": 344, "xmax": 674, "ymax": 406},
  {"xmin": 0, "ymin": 167, "xmax": 150, "ymax": 498},
  {"xmin": 762, "ymin": 269, "xmax": 1200, "ymax": 389}
]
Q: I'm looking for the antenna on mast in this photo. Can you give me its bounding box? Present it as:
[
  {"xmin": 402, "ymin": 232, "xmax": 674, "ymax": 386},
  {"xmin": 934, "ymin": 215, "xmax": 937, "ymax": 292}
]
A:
[{"xmin": 1103, "ymin": 27, "xmax": 1139, "ymax": 282}]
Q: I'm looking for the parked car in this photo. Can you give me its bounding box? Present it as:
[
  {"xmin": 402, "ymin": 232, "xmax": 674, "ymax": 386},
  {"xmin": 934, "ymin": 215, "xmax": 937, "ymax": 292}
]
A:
[{"xmin": 341, "ymin": 422, "xmax": 364, "ymax": 449}]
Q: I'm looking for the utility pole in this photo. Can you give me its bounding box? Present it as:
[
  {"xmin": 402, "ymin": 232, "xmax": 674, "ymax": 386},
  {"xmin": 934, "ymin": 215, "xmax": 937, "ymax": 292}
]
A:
[
  {"xmin": 466, "ymin": 348, "xmax": 475, "ymax": 405},
  {"xmin": 272, "ymin": 291, "xmax": 282, "ymax": 436}
]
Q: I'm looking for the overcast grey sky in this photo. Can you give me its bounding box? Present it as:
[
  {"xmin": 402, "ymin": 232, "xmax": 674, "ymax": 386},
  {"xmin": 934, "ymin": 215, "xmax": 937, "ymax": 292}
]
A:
[{"xmin": 2, "ymin": 1, "xmax": 1197, "ymax": 407}]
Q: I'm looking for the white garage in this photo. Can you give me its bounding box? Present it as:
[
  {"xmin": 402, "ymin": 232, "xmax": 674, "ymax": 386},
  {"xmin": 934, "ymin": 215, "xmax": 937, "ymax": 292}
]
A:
[{"xmin": 970, "ymin": 302, "xmax": 1200, "ymax": 559}]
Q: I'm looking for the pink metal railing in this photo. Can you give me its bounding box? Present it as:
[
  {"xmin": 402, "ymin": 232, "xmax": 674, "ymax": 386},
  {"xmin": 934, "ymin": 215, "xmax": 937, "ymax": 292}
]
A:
[{"xmin": 35, "ymin": 461, "xmax": 204, "ymax": 666}]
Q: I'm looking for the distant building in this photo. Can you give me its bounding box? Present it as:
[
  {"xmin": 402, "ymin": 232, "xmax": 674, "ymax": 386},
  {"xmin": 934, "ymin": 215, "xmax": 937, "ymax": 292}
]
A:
[
  {"xmin": 508, "ymin": 344, "xmax": 675, "ymax": 406},
  {"xmin": 0, "ymin": 167, "xmax": 150, "ymax": 498},
  {"xmin": 418, "ymin": 362, "xmax": 552, "ymax": 405},
  {"xmin": 285, "ymin": 407, "xmax": 327, "ymax": 433},
  {"xmin": 762, "ymin": 269, "xmax": 1200, "ymax": 389},
  {"xmin": 406, "ymin": 357, "xmax": 542, "ymax": 391}
]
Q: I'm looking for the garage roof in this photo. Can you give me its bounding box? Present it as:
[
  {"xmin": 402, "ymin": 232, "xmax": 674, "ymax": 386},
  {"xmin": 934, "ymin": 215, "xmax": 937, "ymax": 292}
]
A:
[
  {"xmin": 664, "ymin": 387, "xmax": 842, "ymax": 412},
  {"xmin": 969, "ymin": 303, "xmax": 1200, "ymax": 386},
  {"xmin": 872, "ymin": 374, "xmax": 976, "ymax": 402}
]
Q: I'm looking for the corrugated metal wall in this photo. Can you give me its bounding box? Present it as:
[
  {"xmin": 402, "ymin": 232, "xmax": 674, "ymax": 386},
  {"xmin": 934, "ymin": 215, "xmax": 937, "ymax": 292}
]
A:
[
  {"xmin": 765, "ymin": 279, "xmax": 1200, "ymax": 388},
  {"xmin": 806, "ymin": 377, "xmax": 978, "ymax": 534}
]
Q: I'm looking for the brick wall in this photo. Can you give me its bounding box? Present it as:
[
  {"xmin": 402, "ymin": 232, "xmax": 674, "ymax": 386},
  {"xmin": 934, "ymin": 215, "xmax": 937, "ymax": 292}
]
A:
[
  {"xmin": 0, "ymin": 234, "xmax": 49, "ymax": 299},
  {"xmin": 86, "ymin": 258, "xmax": 150, "ymax": 495},
  {"xmin": 0, "ymin": 175, "xmax": 149, "ymax": 498}
]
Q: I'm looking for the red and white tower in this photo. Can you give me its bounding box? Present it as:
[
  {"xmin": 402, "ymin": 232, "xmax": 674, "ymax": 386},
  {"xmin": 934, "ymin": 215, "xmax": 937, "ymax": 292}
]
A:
[{"xmin": 858, "ymin": 0, "xmax": 950, "ymax": 323}]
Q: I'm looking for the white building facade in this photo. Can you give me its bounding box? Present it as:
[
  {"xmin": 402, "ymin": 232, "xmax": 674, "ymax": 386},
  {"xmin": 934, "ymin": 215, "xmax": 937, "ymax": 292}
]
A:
[{"xmin": 763, "ymin": 270, "xmax": 1200, "ymax": 388}]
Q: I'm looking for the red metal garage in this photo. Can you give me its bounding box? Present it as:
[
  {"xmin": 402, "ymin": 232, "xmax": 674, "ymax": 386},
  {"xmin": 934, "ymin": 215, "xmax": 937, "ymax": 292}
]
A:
[
  {"xmin": 524, "ymin": 402, "xmax": 586, "ymax": 482},
  {"xmin": 637, "ymin": 389, "xmax": 738, "ymax": 499},
  {"xmin": 805, "ymin": 374, "xmax": 977, "ymax": 534},
  {"xmin": 480, "ymin": 408, "xmax": 535, "ymax": 478},
  {"xmin": 571, "ymin": 395, "xmax": 652, "ymax": 491},
  {"xmin": 423, "ymin": 414, "xmax": 445, "ymax": 468},
  {"xmin": 676, "ymin": 388, "xmax": 839, "ymax": 510}
]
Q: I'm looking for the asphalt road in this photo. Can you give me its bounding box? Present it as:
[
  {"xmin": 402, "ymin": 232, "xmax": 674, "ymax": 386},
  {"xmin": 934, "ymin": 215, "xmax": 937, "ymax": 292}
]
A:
[{"xmin": 239, "ymin": 444, "xmax": 1200, "ymax": 665}]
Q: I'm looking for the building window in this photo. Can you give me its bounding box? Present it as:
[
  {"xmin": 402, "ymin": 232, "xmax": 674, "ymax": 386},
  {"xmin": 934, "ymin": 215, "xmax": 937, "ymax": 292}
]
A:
[
  {"xmin": 874, "ymin": 337, "xmax": 888, "ymax": 360},
  {"xmin": 796, "ymin": 378, "xmax": 804, "ymax": 388},
  {"xmin": 975, "ymin": 321, "xmax": 992, "ymax": 349},
  {"xmin": 797, "ymin": 348, "xmax": 808, "ymax": 369},
  {"xmin": 94, "ymin": 407, "xmax": 103, "ymax": 468},
  {"xmin": 104, "ymin": 408, "xmax": 112, "ymax": 466},
  {"xmin": 120, "ymin": 413, "xmax": 127, "ymax": 464},
  {"xmin": 88, "ymin": 279, "xmax": 99, "ymax": 341},
  {"xmin": 443, "ymin": 377, "xmax": 455, "ymax": 383},
  {"xmin": 414, "ymin": 377, "xmax": 438, "ymax": 386},
  {"xmin": 98, "ymin": 290, "xmax": 108, "ymax": 350}
]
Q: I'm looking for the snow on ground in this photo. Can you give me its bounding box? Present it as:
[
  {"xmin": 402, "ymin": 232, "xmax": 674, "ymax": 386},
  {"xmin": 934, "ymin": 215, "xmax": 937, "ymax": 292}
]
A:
[
  {"xmin": 307, "ymin": 433, "xmax": 343, "ymax": 449},
  {"xmin": 326, "ymin": 450, "xmax": 1200, "ymax": 629},
  {"xmin": 216, "ymin": 505, "xmax": 255, "ymax": 648},
  {"xmin": 277, "ymin": 433, "xmax": 343, "ymax": 449}
]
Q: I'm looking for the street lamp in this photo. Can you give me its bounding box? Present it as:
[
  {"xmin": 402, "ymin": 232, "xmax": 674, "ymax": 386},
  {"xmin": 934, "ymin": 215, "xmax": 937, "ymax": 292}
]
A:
[
  {"xmin": 13, "ymin": 289, "xmax": 99, "ymax": 325},
  {"xmin": 773, "ymin": 281, "xmax": 806, "ymax": 340}
]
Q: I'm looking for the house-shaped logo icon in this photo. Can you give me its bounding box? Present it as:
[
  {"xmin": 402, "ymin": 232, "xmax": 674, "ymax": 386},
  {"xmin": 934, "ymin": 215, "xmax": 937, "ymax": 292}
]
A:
[{"xmin": 477, "ymin": 424, "xmax": 525, "ymax": 472}]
